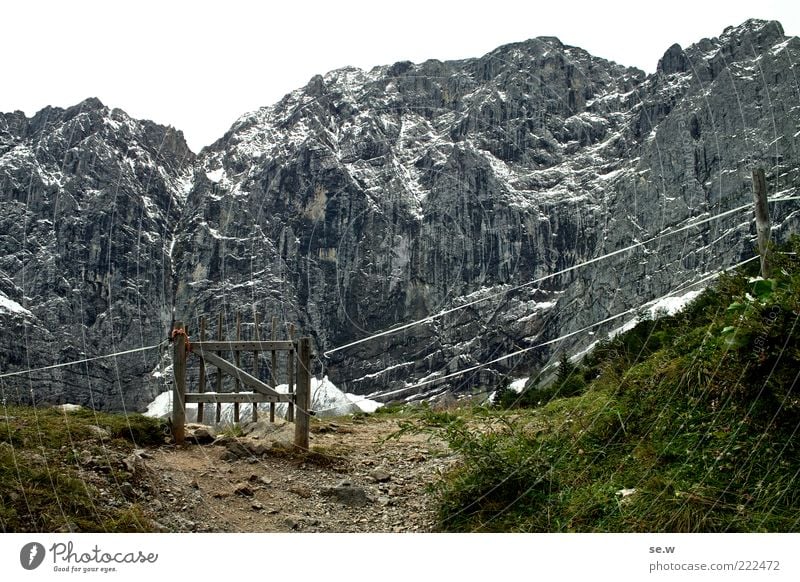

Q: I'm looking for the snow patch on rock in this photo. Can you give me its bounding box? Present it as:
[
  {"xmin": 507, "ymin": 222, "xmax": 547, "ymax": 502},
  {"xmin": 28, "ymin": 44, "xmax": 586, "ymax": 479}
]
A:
[{"xmin": 0, "ymin": 293, "xmax": 32, "ymax": 317}]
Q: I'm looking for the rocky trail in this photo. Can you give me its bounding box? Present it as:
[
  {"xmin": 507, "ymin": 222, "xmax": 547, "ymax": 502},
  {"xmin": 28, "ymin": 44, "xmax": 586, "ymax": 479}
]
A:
[{"xmin": 133, "ymin": 415, "xmax": 453, "ymax": 533}]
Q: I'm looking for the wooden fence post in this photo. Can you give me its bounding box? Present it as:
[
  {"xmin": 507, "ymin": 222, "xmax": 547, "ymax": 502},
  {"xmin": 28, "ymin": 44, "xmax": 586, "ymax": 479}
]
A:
[
  {"xmin": 197, "ymin": 317, "xmax": 206, "ymax": 424},
  {"xmin": 234, "ymin": 312, "xmax": 241, "ymax": 423},
  {"xmin": 216, "ymin": 312, "xmax": 224, "ymax": 423},
  {"xmin": 752, "ymin": 168, "xmax": 772, "ymax": 278},
  {"xmin": 172, "ymin": 321, "xmax": 187, "ymax": 445},
  {"xmin": 287, "ymin": 323, "xmax": 295, "ymax": 423},
  {"xmin": 270, "ymin": 316, "xmax": 277, "ymax": 423},
  {"xmin": 294, "ymin": 337, "xmax": 311, "ymax": 451},
  {"xmin": 252, "ymin": 312, "xmax": 260, "ymax": 422}
]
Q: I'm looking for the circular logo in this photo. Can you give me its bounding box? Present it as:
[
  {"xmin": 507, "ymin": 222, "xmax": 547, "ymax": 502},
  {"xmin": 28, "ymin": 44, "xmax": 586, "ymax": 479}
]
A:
[{"xmin": 20, "ymin": 542, "xmax": 46, "ymax": 570}]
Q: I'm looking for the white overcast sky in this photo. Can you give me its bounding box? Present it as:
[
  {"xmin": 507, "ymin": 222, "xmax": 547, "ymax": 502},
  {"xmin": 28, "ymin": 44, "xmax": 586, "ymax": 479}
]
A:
[{"xmin": 1, "ymin": 0, "xmax": 798, "ymax": 152}]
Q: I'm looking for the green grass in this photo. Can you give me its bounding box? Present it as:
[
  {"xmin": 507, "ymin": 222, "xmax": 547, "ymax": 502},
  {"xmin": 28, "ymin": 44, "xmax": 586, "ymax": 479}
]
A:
[
  {"xmin": 421, "ymin": 238, "xmax": 800, "ymax": 532},
  {"xmin": 0, "ymin": 406, "xmax": 165, "ymax": 532},
  {"xmin": 1, "ymin": 405, "xmax": 165, "ymax": 450}
]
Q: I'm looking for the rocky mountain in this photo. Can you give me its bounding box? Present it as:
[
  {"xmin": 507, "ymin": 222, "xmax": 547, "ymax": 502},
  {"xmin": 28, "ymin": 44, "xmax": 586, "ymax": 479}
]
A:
[
  {"xmin": 2, "ymin": 19, "xmax": 799, "ymax": 409},
  {"xmin": 175, "ymin": 19, "xmax": 800, "ymax": 398},
  {"xmin": 0, "ymin": 98, "xmax": 194, "ymax": 409}
]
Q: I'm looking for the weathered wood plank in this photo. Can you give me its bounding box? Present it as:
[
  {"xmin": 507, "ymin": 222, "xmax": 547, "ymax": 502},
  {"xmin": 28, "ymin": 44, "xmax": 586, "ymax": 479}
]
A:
[
  {"xmin": 215, "ymin": 312, "xmax": 223, "ymax": 423},
  {"xmin": 270, "ymin": 316, "xmax": 277, "ymax": 423},
  {"xmin": 171, "ymin": 321, "xmax": 187, "ymax": 445},
  {"xmin": 234, "ymin": 312, "xmax": 241, "ymax": 423},
  {"xmin": 197, "ymin": 317, "xmax": 206, "ymax": 424},
  {"xmin": 185, "ymin": 393, "xmax": 293, "ymax": 404},
  {"xmin": 198, "ymin": 350, "xmax": 281, "ymax": 397},
  {"xmin": 193, "ymin": 340, "xmax": 295, "ymax": 352},
  {"xmin": 294, "ymin": 337, "xmax": 311, "ymax": 450},
  {"xmin": 287, "ymin": 323, "xmax": 295, "ymax": 423},
  {"xmin": 253, "ymin": 312, "xmax": 260, "ymax": 423},
  {"xmin": 752, "ymin": 168, "xmax": 772, "ymax": 278}
]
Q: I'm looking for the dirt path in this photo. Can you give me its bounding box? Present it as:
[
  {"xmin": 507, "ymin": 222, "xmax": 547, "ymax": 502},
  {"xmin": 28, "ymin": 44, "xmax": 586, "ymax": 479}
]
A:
[{"xmin": 137, "ymin": 415, "xmax": 454, "ymax": 532}]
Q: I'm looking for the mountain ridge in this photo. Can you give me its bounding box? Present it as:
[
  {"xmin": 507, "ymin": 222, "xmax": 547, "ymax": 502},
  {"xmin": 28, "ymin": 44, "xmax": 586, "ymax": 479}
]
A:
[{"xmin": 1, "ymin": 18, "xmax": 798, "ymax": 410}]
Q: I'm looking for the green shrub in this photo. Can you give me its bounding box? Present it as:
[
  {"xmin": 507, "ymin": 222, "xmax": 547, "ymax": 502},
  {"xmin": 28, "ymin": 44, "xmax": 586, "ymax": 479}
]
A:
[
  {"xmin": 426, "ymin": 238, "xmax": 800, "ymax": 532},
  {"xmin": 430, "ymin": 419, "xmax": 560, "ymax": 531}
]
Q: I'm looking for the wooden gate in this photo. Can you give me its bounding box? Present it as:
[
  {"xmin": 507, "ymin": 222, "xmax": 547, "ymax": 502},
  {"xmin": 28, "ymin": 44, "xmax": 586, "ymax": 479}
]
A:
[{"xmin": 170, "ymin": 319, "xmax": 311, "ymax": 450}]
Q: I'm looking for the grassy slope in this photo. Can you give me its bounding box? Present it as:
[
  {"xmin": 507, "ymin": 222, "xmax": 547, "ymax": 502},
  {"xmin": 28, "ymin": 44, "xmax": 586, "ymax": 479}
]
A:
[
  {"xmin": 0, "ymin": 405, "xmax": 164, "ymax": 532},
  {"xmin": 417, "ymin": 240, "xmax": 800, "ymax": 532}
]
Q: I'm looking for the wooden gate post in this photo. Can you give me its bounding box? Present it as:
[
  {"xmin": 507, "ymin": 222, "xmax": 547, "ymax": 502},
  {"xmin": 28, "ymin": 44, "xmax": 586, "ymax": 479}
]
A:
[
  {"xmin": 294, "ymin": 337, "xmax": 311, "ymax": 450},
  {"xmin": 172, "ymin": 321, "xmax": 187, "ymax": 445},
  {"xmin": 752, "ymin": 168, "xmax": 772, "ymax": 278},
  {"xmin": 234, "ymin": 312, "xmax": 241, "ymax": 423},
  {"xmin": 216, "ymin": 312, "xmax": 224, "ymax": 423},
  {"xmin": 197, "ymin": 317, "xmax": 206, "ymax": 424},
  {"xmin": 253, "ymin": 312, "xmax": 261, "ymax": 422},
  {"xmin": 270, "ymin": 316, "xmax": 277, "ymax": 423},
  {"xmin": 287, "ymin": 323, "xmax": 296, "ymax": 423}
]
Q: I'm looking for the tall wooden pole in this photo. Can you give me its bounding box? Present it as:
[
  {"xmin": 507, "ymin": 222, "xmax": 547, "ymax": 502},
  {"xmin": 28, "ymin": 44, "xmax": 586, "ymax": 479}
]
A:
[
  {"xmin": 752, "ymin": 168, "xmax": 772, "ymax": 278},
  {"xmin": 216, "ymin": 312, "xmax": 224, "ymax": 423},
  {"xmin": 270, "ymin": 316, "xmax": 277, "ymax": 423},
  {"xmin": 294, "ymin": 337, "xmax": 311, "ymax": 451},
  {"xmin": 234, "ymin": 312, "xmax": 241, "ymax": 423},
  {"xmin": 171, "ymin": 321, "xmax": 187, "ymax": 445},
  {"xmin": 287, "ymin": 323, "xmax": 296, "ymax": 423},
  {"xmin": 197, "ymin": 317, "xmax": 206, "ymax": 424},
  {"xmin": 252, "ymin": 312, "xmax": 260, "ymax": 422}
]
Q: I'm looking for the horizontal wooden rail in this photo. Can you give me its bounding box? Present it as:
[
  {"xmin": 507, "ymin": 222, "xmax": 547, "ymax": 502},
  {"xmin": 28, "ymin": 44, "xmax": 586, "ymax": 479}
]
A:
[
  {"xmin": 193, "ymin": 340, "xmax": 295, "ymax": 352},
  {"xmin": 185, "ymin": 392, "xmax": 293, "ymax": 404}
]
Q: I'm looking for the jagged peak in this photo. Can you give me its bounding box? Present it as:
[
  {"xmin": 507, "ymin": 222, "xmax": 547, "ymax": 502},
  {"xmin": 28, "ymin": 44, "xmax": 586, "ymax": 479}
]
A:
[
  {"xmin": 717, "ymin": 18, "xmax": 786, "ymax": 53},
  {"xmin": 535, "ymin": 35, "xmax": 565, "ymax": 49},
  {"xmin": 62, "ymin": 97, "xmax": 108, "ymax": 125},
  {"xmin": 654, "ymin": 19, "xmax": 789, "ymax": 81},
  {"xmin": 483, "ymin": 35, "xmax": 567, "ymax": 61},
  {"xmin": 387, "ymin": 60, "xmax": 415, "ymax": 77},
  {"xmin": 480, "ymin": 34, "xmax": 642, "ymax": 80},
  {"xmin": 304, "ymin": 73, "xmax": 326, "ymax": 96},
  {"xmin": 657, "ymin": 43, "xmax": 690, "ymax": 75},
  {"xmin": 721, "ymin": 18, "xmax": 784, "ymax": 39},
  {"xmin": 69, "ymin": 96, "xmax": 106, "ymax": 113}
]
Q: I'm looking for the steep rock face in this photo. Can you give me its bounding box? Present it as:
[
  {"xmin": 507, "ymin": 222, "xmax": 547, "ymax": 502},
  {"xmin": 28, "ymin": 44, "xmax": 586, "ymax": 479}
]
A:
[
  {"xmin": 0, "ymin": 98, "xmax": 194, "ymax": 409},
  {"xmin": 173, "ymin": 19, "xmax": 800, "ymax": 399},
  {"xmin": 3, "ymin": 19, "xmax": 799, "ymax": 410},
  {"xmin": 173, "ymin": 37, "xmax": 637, "ymax": 393},
  {"xmin": 550, "ymin": 19, "xmax": 800, "ymax": 340}
]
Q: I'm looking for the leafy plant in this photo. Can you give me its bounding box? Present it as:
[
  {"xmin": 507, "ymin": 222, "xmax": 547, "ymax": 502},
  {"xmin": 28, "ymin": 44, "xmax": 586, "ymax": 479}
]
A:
[{"xmin": 422, "ymin": 237, "xmax": 800, "ymax": 532}]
